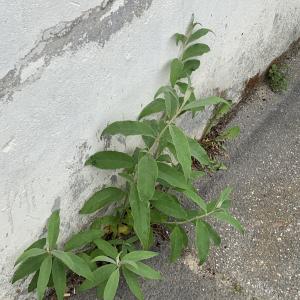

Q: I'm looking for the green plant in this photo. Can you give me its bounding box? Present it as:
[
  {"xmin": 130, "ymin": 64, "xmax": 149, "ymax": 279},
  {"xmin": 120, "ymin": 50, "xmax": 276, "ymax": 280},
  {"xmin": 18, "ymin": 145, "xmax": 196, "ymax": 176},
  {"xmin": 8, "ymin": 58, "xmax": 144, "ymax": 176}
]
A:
[
  {"xmin": 268, "ymin": 63, "xmax": 288, "ymax": 92},
  {"xmin": 12, "ymin": 16, "xmax": 244, "ymax": 300},
  {"xmin": 12, "ymin": 211, "xmax": 95, "ymax": 300}
]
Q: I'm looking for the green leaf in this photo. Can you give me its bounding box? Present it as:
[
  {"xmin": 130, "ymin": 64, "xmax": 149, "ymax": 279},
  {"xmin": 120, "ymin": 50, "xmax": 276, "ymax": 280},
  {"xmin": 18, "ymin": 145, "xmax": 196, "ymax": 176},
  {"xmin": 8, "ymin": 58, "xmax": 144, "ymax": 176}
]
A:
[
  {"xmin": 122, "ymin": 251, "xmax": 158, "ymax": 262},
  {"xmin": 85, "ymin": 151, "xmax": 133, "ymax": 170},
  {"xmin": 64, "ymin": 229, "xmax": 102, "ymax": 251},
  {"xmin": 165, "ymin": 91, "xmax": 179, "ymax": 118},
  {"xmin": 37, "ymin": 255, "xmax": 52, "ymax": 300},
  {"xmin": 174, "ymin": 33, "xmax": 186, "ymax": 45},
  {"xmin": 15, "ymin": 248, "xmax": 46, "ymax": 266},
  {"xmin": 157, "ymin": 162, "xmax": 188, "ymax": 190},
  {"xmin": 125, "ymin": 262, "xmax": 161, "ymax": 280},
  {"xmin": 102, "ymin": 121, "xmax": 155, "ymax": 137},
  {"xmin": 190, "ymin": 170, "xmax": 206, "ymax": 181},
  {"xmin": 154, "ymin": 86, "xmax": 177, "ymax": 100},
  {"xmin": 103, "ymin": 268, "xmax": 120, "ymax": 300},
  {"xmin": 183, "ymin": 189, "xmax": 207, "ymax": 211},
  {"xmin": 94, "ymin": 239, "xmax": 118, "ymax": 259},
  {"xmin": 24, "ymin": 238, "xmax": 46, "ymax": 252},
  {"xmin": 92, "ymin": 255, "xmax": 116, "ymax": 264},
  {"xmin": 150, "ymin": 209, "xmax": 168, "ymax": 224},
  {"xmin": 123, "ymin": 268, "xmax": 144, "ymax": 300},
  {"xmin": 152, "ymin": 191, "xmax": 187, "ymax": 219},
  {"xmin": 138, "ymin": 98, "xmax": 165, "ymax": 120},
  {"xmin": 188, "ymin": 138, "xmax": 211, "ymax": 166},
  {"xmin": 195, "ymin": 220, "xmax": 210, "ymax": 264},
  {"xmin": 213, "ymin": 211, "xmax": 244, "ymax": 234},
  {"xmin": 157, "ymin": 154, "xmax": 172, "ymax": 163},
  {"xmin": 170, "ymin": 226, "xmax": 188, "ymax": 262},
  {"xmin": 78, "ymin": 264, "xmax": 116, "ymax": 292},
  {"xmin": 204, "ymin": 222, "xmax": 221, "ymax": 246},
  {"xmin": 183, "ymin": 59, "xmax": 200, "ymax": 76},
  {"xmin": 12, "ymin": 254, "xmax": 47, "ymax": 283},
  {"xmin": 216, "ymin": 126, "xmax": 240, "ymax": 141},
  {"xmin": 183, "ymin": 96, "xmax": 229, "ymax": 111},
  {"xmin": 216, "ymin": 187, "xmax": 232, "ymax": 208},
  {"xmin": 182, "ymin": 43, "xmax": 210, "ymax": 60},
  {"xmin": 187, "ymin": 28, "xmax": 212, "ymax": 43},
  {"xmin": 52, "ymin": 250, "xmax": 94, "ymax": 282},
  {"xmin": 78, "ymin": 253, "xmax": 97, "ymax": 271},
  {"xmin": 47, "ymin": 210, "xmax": 60, "ymax": 250},
  {"xmin": 170, "ymin": 58, "xmax": 184, "ymax": 87},
  {"xmin": 137, "ymin": 153, "xmax": 158, "ymax": 202},
  {"xmin": 52, "ymin": 258, "xmax": 66, "ymax": 300},
  {"xmin": 28, "ymin": 271, "xmax": 39, "ymax": 292},
  {"xmin": 80, "ymin": 187, "xmax": 125, "ymax": 214},
  {"xmin": 129, "ymin": 184, "xmax": 150, "ymax": 249},
  {"xmin": 169, "ymin": 125, "xmax": 191, "ymax": 180},
  {"xmin": 176, "ymin": 82, "xmax": 188, "ymax": 94}
]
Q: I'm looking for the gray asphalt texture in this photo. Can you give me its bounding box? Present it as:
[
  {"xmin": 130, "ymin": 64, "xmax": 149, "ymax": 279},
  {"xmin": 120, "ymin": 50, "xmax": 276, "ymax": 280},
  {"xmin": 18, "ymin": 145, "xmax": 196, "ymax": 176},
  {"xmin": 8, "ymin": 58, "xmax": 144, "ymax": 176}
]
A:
[{"xmin": 72, "ymin": 47, "xmax": 300, "ymax": 300}]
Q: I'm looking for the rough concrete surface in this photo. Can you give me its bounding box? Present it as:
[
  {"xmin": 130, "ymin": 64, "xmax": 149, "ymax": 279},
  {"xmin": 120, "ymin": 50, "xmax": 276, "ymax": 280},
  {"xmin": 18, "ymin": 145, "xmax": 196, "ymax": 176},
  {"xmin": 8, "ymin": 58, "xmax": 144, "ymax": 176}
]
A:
[{"xmin": 72, "ymin": 43, "xmax": 300, "ymax": 300}]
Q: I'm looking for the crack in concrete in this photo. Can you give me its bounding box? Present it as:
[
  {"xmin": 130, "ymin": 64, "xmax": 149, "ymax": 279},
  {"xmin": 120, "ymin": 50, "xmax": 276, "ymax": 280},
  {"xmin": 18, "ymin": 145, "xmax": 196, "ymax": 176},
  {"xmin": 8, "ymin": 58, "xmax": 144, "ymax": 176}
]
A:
[{"xmin": 0, "ymin": 0, "xmax": 153, "ymax": 103}]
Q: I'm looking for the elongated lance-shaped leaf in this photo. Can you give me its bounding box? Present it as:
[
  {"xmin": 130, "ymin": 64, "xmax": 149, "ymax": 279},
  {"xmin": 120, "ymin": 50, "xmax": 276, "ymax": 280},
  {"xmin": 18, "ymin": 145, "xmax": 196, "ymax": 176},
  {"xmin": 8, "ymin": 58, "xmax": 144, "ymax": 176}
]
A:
[
  {"xmin": 15, "ymin": 248, "xmax": 46, "ymax": 266},
  {"xmin": 188, "ymin": 137, "xmax": 211, "ymax": 166},
  {"xmin": 78, "ymin": 264, "xmax": 117, "ymax": 292},
  {"xmin": 125, "ymin": 262, "xmax": 161, "ymax": 280},
  {"xmin": 165, "ymin": 91, "xmax": 179, "ymax": 118},
  {"xmin": 52, "ymin": 258, "xmax": 66, "ymax": 300},
  {"xmin": 157, "ymin": 162, "xmax": 188, "ymax": 190},
  {"xmin": 137, "ymin": 153, "xmax": 158, "ymax": 202},
  {"xmin": 170, "ymin": 226, "xmax": 188, "ymax": 262},
  {"xmin": 85, "ymin": 151, "xmax": 134, "ymax": 170},
  {"xmin": 47, "ymin": 210, "xmax": 60, "ymax": 250},
  {"xmin": 104, "ymin": 268, "xmax": 120, "ymax": 300},
  {"xmin": 183, "ymin": 189, "xmax": 207, "ymax": 211},
  {"xmin": 64, "ymin": 229, "xmax": 103, "ymax": 251},
  {"xmin": 170, "ymin": 58, "xmax": 184, "ymax": 87},
  {"xmin": 102, "ymin": 121, "xmax": 155, "ymax": 137},
  {"xmin": 152, "ymin": 191, "xmax": 187, "ymax": 219},
  {"xmin": 80, "ymin": 187, "xmax": 125, "ymax": 214},
  {"xmin": 138, "ymin": 98, "xmax": 165, "ymax": 120},
  {"xmin": 52, "ymin": 250, "xmax": 94, "ymax": 282},
  {"xmin": 169, "ymin": 125, "xmax": 191, "ymax": 180},
  {"xmin": 183, "ymin": 96, "xmax": 230, "ymax": 111},
  {"xmin": 195, "ymin": 220, "xmax": 210, "ymax": 264},
  {"xmin": 154, "ymin": 86, "xmax": 178, "ymax": 100},
  {"xmin": 182, "ymin": 43, "xmax": 210, "ymax": 61},
  {"xmin": 129, "ymin": 184, "xmax": 150, "ymax": 249},
  {"xmin": 122, "ymin": 250, "xmax": 158, "ymax": 262},
  {"xmin": 24, "ymin": 238, "xmax": 46, "ymax": 252},
  {"xmin": 187, "ymin": 28, "xmax": 212, "ymax": 44},
  {"xmin": 37, "ymin": 255, "xmax": 52, "ymax": 300},
  {"xmin": 213, "ymin": 211, "xmax": 244, "ymax": 234},
  {"xmin": 204, "ymin": 221, "xmax": 221, "ymax": 246},
  {"xmin": 12, "ymin": 254, "xmax": 47, "ymax": 283},
  {"xmin": 123, "ymin": 268, "xmax": 144, "ymax": 300},
  {"xmin": 94, "ymin": 239, "xmax": 118, "ymax": 259},
  {"xmin": 28, "ymin": 271, "xmax": 39, "ymax": 292}
]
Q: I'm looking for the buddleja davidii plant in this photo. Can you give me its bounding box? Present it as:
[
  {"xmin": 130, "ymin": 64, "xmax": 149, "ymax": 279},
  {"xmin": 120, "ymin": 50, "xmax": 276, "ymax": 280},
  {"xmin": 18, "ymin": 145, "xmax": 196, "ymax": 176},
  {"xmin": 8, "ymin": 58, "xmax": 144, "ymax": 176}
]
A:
[
  {"xmin": 82, "ymin": 15, "xmax": 244, "ymax": 267},
  {"xmin": 12, "ymin": 211, "xmax": 95, "ymax": 300}
]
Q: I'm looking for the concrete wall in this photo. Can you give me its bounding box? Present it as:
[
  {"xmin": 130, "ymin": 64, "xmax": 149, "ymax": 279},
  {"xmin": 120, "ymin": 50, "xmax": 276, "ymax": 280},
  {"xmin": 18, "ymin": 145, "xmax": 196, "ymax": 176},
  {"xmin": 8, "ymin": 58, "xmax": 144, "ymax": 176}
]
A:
[{"xmin": 0, "ymin": 0, "xmax": 299, "ymax": 298}]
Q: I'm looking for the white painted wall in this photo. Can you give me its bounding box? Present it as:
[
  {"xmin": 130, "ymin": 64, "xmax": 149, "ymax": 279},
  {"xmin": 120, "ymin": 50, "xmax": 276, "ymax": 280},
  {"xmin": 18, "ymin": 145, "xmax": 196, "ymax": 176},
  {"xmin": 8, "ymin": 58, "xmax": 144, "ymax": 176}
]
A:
[{"xmin": 0, "ymin": 0, "xmax": 299, "ymax": 298}]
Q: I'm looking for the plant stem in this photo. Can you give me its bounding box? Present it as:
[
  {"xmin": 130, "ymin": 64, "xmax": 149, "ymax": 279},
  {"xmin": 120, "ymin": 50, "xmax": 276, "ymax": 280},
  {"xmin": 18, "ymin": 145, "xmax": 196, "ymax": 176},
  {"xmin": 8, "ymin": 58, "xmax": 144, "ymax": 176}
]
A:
[{"xmin": 164, "ymin": 209, "xmax": 219, "ymax": 225}]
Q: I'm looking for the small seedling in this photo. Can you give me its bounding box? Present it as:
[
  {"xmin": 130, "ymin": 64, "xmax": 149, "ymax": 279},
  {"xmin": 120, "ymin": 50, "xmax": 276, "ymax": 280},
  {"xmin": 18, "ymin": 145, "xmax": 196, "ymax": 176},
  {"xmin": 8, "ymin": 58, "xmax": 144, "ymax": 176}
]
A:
[{"xmin": 268, "ymin": 63, "xmax": 288, "ymax": 92}]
